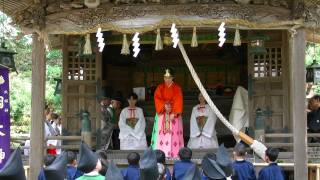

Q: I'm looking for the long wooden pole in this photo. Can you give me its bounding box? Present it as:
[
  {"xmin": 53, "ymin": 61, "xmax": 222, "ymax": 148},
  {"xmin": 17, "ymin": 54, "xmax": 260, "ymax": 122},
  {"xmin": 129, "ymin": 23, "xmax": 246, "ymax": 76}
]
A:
[
  {"xmin": 288, "ymin": 28, "xmax": 308, "ymax": 180},
  {"xmin": 29, "ymin": 33, "xmax": 46, "ymax": 180}
]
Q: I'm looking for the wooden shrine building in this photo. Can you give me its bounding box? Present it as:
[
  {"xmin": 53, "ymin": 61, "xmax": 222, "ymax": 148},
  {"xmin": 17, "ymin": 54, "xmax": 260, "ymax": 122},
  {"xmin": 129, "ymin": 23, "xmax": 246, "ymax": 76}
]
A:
[{"xmin": 3, "ymin": 0, "xmax": 320, "ymax": 179}]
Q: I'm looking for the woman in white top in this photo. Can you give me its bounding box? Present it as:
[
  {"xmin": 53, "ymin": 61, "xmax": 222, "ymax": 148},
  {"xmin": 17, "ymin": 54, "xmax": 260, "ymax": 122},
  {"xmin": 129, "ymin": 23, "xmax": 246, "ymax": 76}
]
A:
[
  {"xmin": 188, "ymin": 93, "xmax": 219, "ymax": 149},
  {"xmin": 118, "ymin": 93, "xmax": 147, "ymax": 150}
]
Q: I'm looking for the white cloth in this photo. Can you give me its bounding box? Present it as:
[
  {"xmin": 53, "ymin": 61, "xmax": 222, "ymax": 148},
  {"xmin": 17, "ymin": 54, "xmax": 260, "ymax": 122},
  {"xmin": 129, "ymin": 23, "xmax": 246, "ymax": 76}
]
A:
[
  {"xmin": 229, "ymin": 86, "xmax": 249, "ymax": 142},
  {"xmin": 52, "ymin": 122, "xmax": 62, "ymax": 154},
  {"xmin": 24, "ymin": 140, "xmax": 30, "ymax": 156},
  {"xmin": 188, "ymin": 104, "xmax": 219, "ymax": 149},
  {"xmin": 45, "ymin": 121, "xmax": 58, "ymax": 152},
  {"xmin": 118, "ymin": 107, "xmax": 147, "ymax": 150}
]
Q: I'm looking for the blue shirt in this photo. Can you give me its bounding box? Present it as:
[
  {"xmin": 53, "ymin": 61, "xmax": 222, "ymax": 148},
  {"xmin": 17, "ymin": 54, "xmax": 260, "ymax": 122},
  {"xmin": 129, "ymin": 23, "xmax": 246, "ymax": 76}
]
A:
[
  {"xmin": 68, "ymin": 165, "xmax": 84, "ymax": 180},
  {"xmin": 172, "ymin": 160, "xmax": 194, "ymax": 180},
  {"xmin": 165, "ymin": 167, "xmax": 171, "ymax": 180},
  {"xmin": 121, "ymin": 165, "xmax": 140, "ymax": 180},
  {"xmin": 258, "ymin": 163, "xmax": 284, "ymax": 180},
  {"xmin": 38, "ymin": 168, "xmax": 46, "ymax": 180},
  {"xmin": 233, "ymin": 160, "xmax": 256, "ymax": 180}
]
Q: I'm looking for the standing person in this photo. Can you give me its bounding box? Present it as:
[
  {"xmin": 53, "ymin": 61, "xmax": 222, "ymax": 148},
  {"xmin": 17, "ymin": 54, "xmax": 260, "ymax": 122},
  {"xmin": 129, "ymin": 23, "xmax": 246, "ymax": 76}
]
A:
[
  {"xmin": 44, "ymin": 106, "xmax": 59, "ymax": 155},
  {"xmin": 51, "ymin": 113, "xmax": 62, "ymax": 154},
  {"xmin": 155, "ymin": 150, "xmax": 171, "ymax": 180},
  {"xmin": 232, "ymin": 143, "xmax": 256, "ymax": 180},
  {"xmin": 100, "ymin": 94, "xmax": 122, "ymax": 150},
  {"xmin": 67, "ymin": 151, "xmax": 83, "ymax": 180},
  {"xmin": 76, "ymin": 142, "xmax": 105, "ymax": 180},
  {"xmin": 119, "ymin": 93, "xmax": 147, "ymax": 150},
  {"xmin": 258, "ymin": 148, "xmax": 285, "ymax": 180},
  {"xmin": 188, "ymin": 93, "xmax": 218, "ymax": 149},
  {"xmin": 172, "ymin": 147, "xmax": 195, "ymax": 180},
  {"xmin": 151, "ymin": 68, "xmax": 184, "ymax": 158},
  {"xmin": 121, "ymin": 152, "xmax": 141, "ymax": 180}
]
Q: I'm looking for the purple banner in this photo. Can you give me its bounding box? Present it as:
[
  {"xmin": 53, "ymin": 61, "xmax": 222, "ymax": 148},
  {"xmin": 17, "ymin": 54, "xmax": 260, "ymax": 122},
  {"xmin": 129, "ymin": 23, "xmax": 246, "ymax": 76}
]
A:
[{"xmin": 0, "ymin": 68, "xmax": 10, "ymax": 169}]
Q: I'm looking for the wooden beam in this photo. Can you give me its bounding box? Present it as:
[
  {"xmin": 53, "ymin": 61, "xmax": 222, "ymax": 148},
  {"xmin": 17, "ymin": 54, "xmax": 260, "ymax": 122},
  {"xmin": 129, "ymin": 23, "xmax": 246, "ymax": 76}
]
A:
[
  {"xmin": 306, "ymin": 29, "xmax": 320, "ymax": 44},
  {"xmin": 29, "ymin": 33, "xmax": 46, "ymax": 180},
  {"xmin": 288, "ymin": 28, "xmax": 307, "ymax": 180}
]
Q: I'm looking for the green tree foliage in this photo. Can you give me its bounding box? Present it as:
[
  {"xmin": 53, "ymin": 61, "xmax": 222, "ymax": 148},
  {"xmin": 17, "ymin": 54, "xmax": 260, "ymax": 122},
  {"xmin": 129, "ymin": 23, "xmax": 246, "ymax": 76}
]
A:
[
  {"xmin": 1, "ymin": 12, "xmax": 62, "ymax": 133},
  {"xmin": 306, "ymin": 42, "xmax": 320, "ymax": 66}
]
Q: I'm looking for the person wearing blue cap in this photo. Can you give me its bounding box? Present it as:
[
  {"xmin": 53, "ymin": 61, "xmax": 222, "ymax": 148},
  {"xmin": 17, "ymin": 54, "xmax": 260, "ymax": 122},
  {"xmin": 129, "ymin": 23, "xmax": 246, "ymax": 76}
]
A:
[
  {"xmin": 121, "ymin": 152, "xmax": 141, "ymax": 180},
  {"xmin": 232, "ymin": 143, "xmax": 256, "ymax": 180},
  {"xmin": 258, "ymin": 148, "xmax": 284, "ymax": 180},
  {"xmin": 172, "ymin": 147, "xmax": 195, "ymax": 180},
  {"xmin": 67, "ymin": 151, "xmax": 84, "ymax": 180}
]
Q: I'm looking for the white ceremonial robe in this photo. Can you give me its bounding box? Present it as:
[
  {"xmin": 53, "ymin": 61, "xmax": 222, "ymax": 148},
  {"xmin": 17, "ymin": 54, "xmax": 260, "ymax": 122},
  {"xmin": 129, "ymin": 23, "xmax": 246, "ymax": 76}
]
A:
[
  {"xmin": 229, "ymin": 86, "xmax": 249, "ymax": 142},
  {"xmin": 119, "ymin": 107, "xmax": 147, "ymax": 150},
  {"xmin": 187, "ymin": 104, "xmax": 219, "ymax": 149}
]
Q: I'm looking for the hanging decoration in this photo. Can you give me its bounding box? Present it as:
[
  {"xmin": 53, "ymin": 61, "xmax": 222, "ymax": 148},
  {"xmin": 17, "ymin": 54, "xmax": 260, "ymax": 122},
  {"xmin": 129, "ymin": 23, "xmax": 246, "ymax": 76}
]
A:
[
  {"xmin": 170, "ymin": 23, "xmax": 179, "ymax": 48},
  {"xmin": 233, "ymin": 25, "xmax": 241, "ymax": 46},
  {"xmin": 84, "ymin": 0, "xmax": 100, "ymax": 8},
  {"xmin": 248, "ymin": 34, "xmax": 269, "ymax": 54},
  {"xmin": 96, "ymin": 27, "xmax": 105, "ymax": 52},
  {"xmin": 132, "ymin": 32, "xmax": 140, "ymax": 58},
  {"xmin": 121, "ymin": 34, "xmax": 130, "ymax": 55},
  {"xmin": 191, "ymin": 27, "xmax": 198, "ymax": 48},
  {"xmin": 306, "ymin": 28, "xmax": 320, "ymax": 84},
  {"xmin": 83, "ymin": 34, "xmax": 92, "ymax": 55},
  {"xmin": 155, "ymin": 29, "xmax": 163, "ymax": 51},
  {"xmin": 218, "ymin": 22, "xmax": 226, "ymax": 47}
]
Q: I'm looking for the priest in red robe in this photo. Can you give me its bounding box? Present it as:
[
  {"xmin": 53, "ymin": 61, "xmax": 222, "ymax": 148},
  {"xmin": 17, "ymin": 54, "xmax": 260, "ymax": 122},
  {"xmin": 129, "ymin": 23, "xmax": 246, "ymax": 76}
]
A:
[{"xmin": 151, "ymin": 68, "xmax": 184, "ymax": 158}]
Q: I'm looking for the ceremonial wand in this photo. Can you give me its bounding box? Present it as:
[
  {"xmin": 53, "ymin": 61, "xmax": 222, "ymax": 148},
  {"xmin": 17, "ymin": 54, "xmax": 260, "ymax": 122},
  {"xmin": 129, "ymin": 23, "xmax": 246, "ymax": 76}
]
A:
[{"xmin": 177, "ymin": 41, "xmax": 267, "ymax": 160}]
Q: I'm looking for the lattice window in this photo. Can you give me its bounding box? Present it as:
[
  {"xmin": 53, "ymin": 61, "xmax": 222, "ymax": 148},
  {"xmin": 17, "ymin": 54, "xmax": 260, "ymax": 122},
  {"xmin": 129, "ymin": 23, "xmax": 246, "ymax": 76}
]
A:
[
  {"xmin": 253, "ymin": 47, "xmax": 282, "ymax": 78},
  {"xmin": 66, "ymin": 51, "xmax": 96, "ymax": 81}
]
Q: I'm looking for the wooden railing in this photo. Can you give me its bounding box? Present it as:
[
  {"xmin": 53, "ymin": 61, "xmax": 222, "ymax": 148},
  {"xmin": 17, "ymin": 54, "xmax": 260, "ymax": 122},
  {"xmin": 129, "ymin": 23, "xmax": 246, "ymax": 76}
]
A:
[
  {"xmin": 264, "ymin": 133, "xmax": 320, "ymax": 147},
  {"xmin": 10, "ymin": 134, "xmax": 82, "ymax": 150}
]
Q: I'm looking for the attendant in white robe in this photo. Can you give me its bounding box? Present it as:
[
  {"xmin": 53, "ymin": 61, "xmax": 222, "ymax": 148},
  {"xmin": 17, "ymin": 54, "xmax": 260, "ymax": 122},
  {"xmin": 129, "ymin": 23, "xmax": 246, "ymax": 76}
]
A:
[
  {"xmin": 229, "ymin": 86, "xmax": 249, "ymax": 142},
  {"xmin": 119, "ymin": 92, "xmax": 147, "ymax": 150},
  {"xmin": 188, "ymin": 93, "xmax": 219, "ymax": 149}
]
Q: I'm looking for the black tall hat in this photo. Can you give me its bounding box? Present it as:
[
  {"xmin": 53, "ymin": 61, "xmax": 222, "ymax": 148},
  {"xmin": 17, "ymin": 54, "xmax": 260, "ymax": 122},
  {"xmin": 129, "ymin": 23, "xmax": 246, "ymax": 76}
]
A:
[
  {"xmin": 201, "ymin": 144, "xmax": 233, "ymax": 180},
  {"xmin": 0, "ymin": 148, "xmax": 26, "ymax": 180},
  {"xmin": 77, "ymin": 142, "xmax": 99, "ymax": 173},
  {"xmin": 183, "ymin": 164, "xmax": 201, "ymax": 180},
  {"xmin": 140, "ymin": 148, "xmax": 159, "ymax": 180},
  {"xmin": 216, "ymin": 144, "xmax": 233, "ymax": 177},
  {"xmin": 98, "ymin": 86, "xmax": 113, "ymax": 100},
  {"xmin": 112, "ymin": 91, "xmax": 123, "ymax": 102},
  {"xmin": 105, "ymin": 161, "xmax": 123, "ymax": 180},
  {"xmin": 44, "ymin": 152, "xmax": 68, "ymax": 180}
]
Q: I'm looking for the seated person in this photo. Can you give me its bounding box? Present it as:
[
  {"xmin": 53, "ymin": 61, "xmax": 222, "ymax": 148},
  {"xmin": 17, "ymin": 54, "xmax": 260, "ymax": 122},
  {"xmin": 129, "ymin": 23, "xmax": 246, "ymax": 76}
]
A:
[
  {"xmin": 258, "ymin": 148, "xmax": 285, "ymax": 180},
  {"xmin": 121, "ymin": 152, "xmax": 141, "ymax": 180},
  {"xmin": 188, "ymin": 93, "xmax": 219, "ymax": 149},
  {"xmin": 67, "ymin": 151, "xmax": 83, "ymax": 180},
  {"xmin": 38, "ymin": 155, "xmax": 56, "ymax": 180},
  {"xmin": 173, "ymin": 147, "xmax": 195, "ymax": 180},
  {"xmin": 76, "ymin": 142, "xmax": 105, "ymax": 180},
  {"xmin": 119, "ymin": 93, "xmax": 147, "ymax": 150},
  {"xmin": 232, "ymin": 143, "xmax": 256, "ymax": 180},
  {"xmin": 155, "ymin": 150, "xmax": 171, "ymax": 180}
]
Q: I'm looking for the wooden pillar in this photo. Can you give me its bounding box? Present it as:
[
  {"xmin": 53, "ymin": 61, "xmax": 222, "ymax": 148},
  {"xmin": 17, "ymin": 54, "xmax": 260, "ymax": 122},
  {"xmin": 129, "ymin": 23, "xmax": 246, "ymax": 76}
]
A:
[
  {"xmin": 29, "ymin": 33, "xmax": 46, "ymax": 180},
  {"xmin": 288, "ymin": 28, "xmax": 307, "ymax": 180}
]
